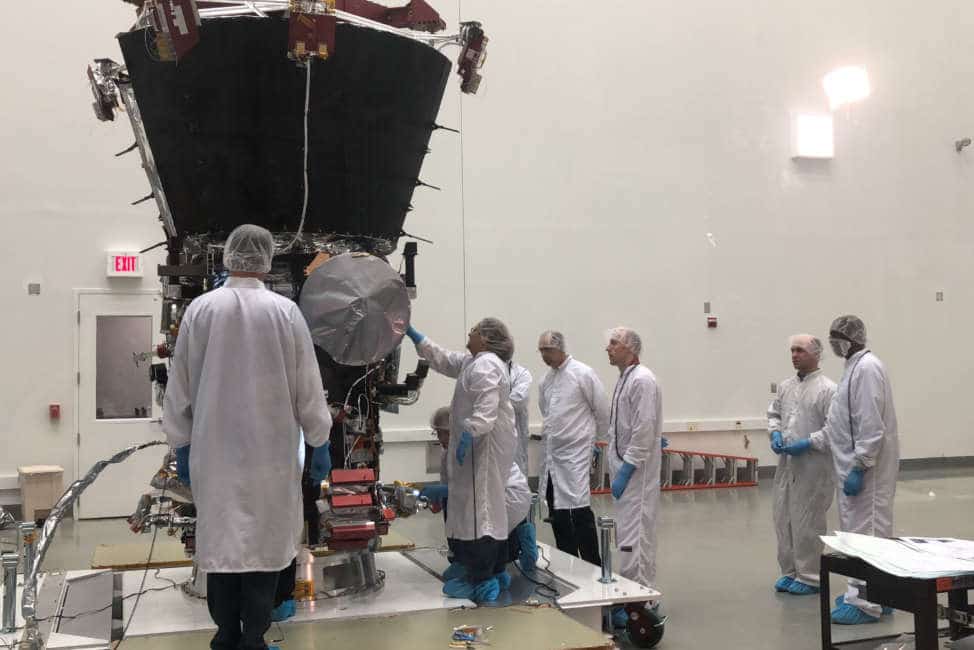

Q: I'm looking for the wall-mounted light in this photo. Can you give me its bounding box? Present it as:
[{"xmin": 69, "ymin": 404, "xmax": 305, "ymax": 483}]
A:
[
  {"xmin": 792, "ymin": 113, "xmax": 834, "ymax": 159},
  {"xmin": 823, "ymin": 66, "xmax": 870, "ymax": 110}
]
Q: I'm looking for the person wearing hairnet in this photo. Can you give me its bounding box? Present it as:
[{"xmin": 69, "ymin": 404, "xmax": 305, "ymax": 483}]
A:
[
  {"xmin": 421, "ymin": 406, "xmax": 539, "ymax": 581},
  {"xmin": 769, "ymin": 335, "xmax": 836, "ymax": 596},
  {"xmin": 536, "ymin": 330, "xmax": 609, "ymax": 565},
  {"xmin": 509, "ymin": 360, "xmax": 533, "ymax": 476},
  {"xmin": 163, "ymin": 225, "xmax": 333, "ymax": 650},
  {"xmin": 405, "ymin": 319, "xmax": 517, "ymax": 603},
  {"xmin": 605, "ymin": 327, "xmax": 664, "ymax": 629},
  {"xmin": 818, "ymin": 315, "xmax": 899, "ymax": 625}
]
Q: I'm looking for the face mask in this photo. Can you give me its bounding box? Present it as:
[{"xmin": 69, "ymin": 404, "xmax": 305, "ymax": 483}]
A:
[{"xmin": 830, "ymin": 338, "xmax": 852, "ymax": 358}]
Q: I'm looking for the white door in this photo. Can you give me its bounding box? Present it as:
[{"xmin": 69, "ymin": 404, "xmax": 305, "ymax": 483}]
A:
[{"xmin": 77, "ymin": 291, "xmax": 167, "ymax": 519}]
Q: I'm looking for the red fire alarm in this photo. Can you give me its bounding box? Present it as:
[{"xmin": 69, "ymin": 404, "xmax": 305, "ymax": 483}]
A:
[
  {"xmin": 707, "ymin": 316, "xmax": 718, "ymax": 329},
  {"xmin": 49, "ymin": 404, "xmax": 61, "ymax": 420}
]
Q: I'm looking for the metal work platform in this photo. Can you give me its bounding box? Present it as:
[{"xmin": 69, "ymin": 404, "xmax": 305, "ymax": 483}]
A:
[
  {"xmin": 592, "ymin": 442, "xmax": 759, "ymax": 494},
  {"xmin": 5, "ymin": 543, "xmax": 657, "ymax": 648}
]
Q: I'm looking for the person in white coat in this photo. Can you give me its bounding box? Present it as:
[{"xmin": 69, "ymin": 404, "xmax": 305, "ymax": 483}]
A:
[
  {"xmin": 405, "ymin": 319, "xmax": 516, "ymax": 603},
  {"xmin": 821, "ymin": 315, "xmax": 900, "ymax": 625},
  {"xmin": 605, "ymin": 327, "xmax": 663, "ymax": 628},
  {"xmin": 420, "ymin": 406, "xmax": 539, "ymax": 582},
  {"xmin": 768, "ymin": 335, "xmax": 836, "ymax": 596},
  {"xmin": 509, "ymin": 361, "xmax": 533, "ymax": 476},
  {"xmin": 163, "ymin": 224, "xmax": 332, "ymax": 650},
  {"xmin": 536, "ymin": 330, "xmax": 609, "ymax": 565}
]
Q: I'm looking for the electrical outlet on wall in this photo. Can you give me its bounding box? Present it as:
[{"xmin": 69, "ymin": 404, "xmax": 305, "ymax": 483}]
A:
[{"xmin": 687, "ymin": 422, "xmax": 698, "ymax": 432}]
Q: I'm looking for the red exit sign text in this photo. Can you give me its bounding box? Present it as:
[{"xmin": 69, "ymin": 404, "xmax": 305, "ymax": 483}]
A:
[{"xmin": 106, "ymin": 252, "xmax": 144, "ymax": 277}]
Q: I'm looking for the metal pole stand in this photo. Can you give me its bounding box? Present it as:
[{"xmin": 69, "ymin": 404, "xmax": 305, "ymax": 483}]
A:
[
  {"xmin": 598, "ymin": 516, "xmax": 616, "ymax": 584},
  {"xmin": 1, "ymin": 552, "xmax": 17, "ymax": 633}
]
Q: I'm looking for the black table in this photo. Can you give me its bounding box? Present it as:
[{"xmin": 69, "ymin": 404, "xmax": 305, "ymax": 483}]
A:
[{"xmin": 821, "ymin": 553, "xmax": 974, "ymax": 649}]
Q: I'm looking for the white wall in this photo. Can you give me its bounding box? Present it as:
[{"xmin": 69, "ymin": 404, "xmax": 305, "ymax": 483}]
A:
[
  {"xmin": 0, "ymin": 1, "xmax": 167, "ymax": 484},
  {"xmin": 2, "ymin": 1, "xmax": 973, "ymax": 487}
]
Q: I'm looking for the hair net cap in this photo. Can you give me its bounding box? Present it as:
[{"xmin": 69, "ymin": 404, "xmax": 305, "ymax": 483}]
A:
[
  {"xmin": 474, "ymin": 317, "xmax": 514, "ymax": 363},
  {"xmin": 790, "ymin": 334, "xmax": 823, "ymax": 360},
  {"xmin": 224, "ymin": 224, "xmax": 275, "ymax": 273},
  {"xmin": 607, "ymin": 326, "xmax": 642, "ymax": 357},
  {"xmin": 430, "ymin": 406, "xmax": 451, "ymax": 430},
  {"xmin": 830, "ymin": 315, "xmax": 867, "ymax": 346},
  {"xmin": 538, "ymin": 330, "xmax": 566, "ymax": 352}
]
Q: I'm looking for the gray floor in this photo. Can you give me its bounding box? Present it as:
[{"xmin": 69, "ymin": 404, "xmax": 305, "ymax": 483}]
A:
[{"xmin": 9, "ymin": 467, "xmax": 974, "ymax": 649}]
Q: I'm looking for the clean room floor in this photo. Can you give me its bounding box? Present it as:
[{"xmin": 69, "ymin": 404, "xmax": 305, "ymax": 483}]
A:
[{"xmin": 14, "ymin": 467, "xmax": 974, "ymax": 650}]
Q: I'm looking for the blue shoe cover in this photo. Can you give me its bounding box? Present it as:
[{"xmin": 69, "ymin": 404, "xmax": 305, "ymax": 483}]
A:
[
  {"xmin": 269, "ymin": 646, "xmax": 281, "ymax": 650},
  {"xmin": 881, "ymin": 606, "xmax": 893, "ymax": 615},
  {"xmin": 472, "ymin": 577, "xmax": 500, "ymax": 603},
  {"xmin": 831, "ymin": 603, "xmax": 880, "ymax": 625},
  {"xmin": 494, "ymin": 571, "xmax": 512, "ymax": 591},
  {"xmin": 271, "ymin": 599, "xmax": 295, "ymax": 622},
  {"xmin": 443, "ymin": 562, "xmax": 467, "ymax": 581},
  {"xmin": 443, "ymin": 577, "xmax": 474, "ymax": 599},
  {"xmin": 787, "ymin": 581, "xmax": 820, "ymax": 595},
  {"xmin": 835, "ymin": 595, "xmax": 845, "ymax": 607},
  {"xmin": 774, "ymin": 576, "xmax": 795, "ymax": 592},
  {"xmin": 612, "ymin": 607, "xmax": 629, "ymax": 629}
]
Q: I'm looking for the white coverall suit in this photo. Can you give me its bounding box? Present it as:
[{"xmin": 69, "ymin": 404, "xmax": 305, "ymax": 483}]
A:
[
  {"xmin": 509, "ymin": 362, "xmax": 533, "ymax": 476},
  {"xmin": 417, "ymin": 339, "xmax": 516, "ymax": 545},
  {"xmin": 608, "ymin": 364, "xmax": 663, "ymax": 589},
  {"xmin": 162, "ymin": 277, "xmax": 333, "ymax": 573},
  {"xmin": 768, "ymin": 370, "xmax": 836, "ymax": 587},
  {"xmin": 815, "ymin": 349, "xmax": 899, "ymax": 617}
]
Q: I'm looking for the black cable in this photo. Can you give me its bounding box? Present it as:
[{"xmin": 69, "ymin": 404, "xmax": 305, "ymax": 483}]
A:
[
  {"xmin": 115, "ymin": 469, "xmax": 169, "ymax": 648},
  {"xmin": 512, "ymin": 553, "xmax": 559, "ymax": 601}
]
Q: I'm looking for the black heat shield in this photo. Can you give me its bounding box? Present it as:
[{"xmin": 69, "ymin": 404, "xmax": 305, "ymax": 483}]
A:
[{"xmin": 117, "ymin": 17, "xmax": 451, "ymax": 241}]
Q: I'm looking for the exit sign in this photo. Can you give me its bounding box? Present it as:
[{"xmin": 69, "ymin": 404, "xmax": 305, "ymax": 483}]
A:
[{"xmin": 106, "ymin": 252, "xmax": 144, "ymax": 277}]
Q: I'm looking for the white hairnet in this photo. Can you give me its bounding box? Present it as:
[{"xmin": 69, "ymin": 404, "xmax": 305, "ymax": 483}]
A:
[
  {"xmin": 607, "ymin": 326, "xmax": 642, "ymax": 357},
  {"xmin": 830, "ymin": 315, "xmax": 867, "ymax": 346},
  {"xmin": 224, "ymin": 224, "xmax": 274, "ymax": 273},
  {"xmin": 430, "ymin": 406, "xmax": 451, "ymax": 430},
  {"xmin": 790, "ymin": 334, "xmax": 823, "ymax": 361},
  {"xmin": 473, "ymin": 317, "xmax": 514, "ymax": 362},
  {"xmin": 538, "ymin": 330, "xmax": 566, "ymax": 352}
]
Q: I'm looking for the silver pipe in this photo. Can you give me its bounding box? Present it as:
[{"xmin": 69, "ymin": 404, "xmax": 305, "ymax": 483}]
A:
[
  {"xmin": 2, "ymin": 552, "xmax": 17, "ymax": 633},
  {"xmin": 19, "ymin": 523, "xmax": 37, "ymax": 580},
  {"xmin": 20, "ymin": 441, "xmax": 167, "ymax": 631},
  {"xmin": 598, "ymin": 516, "xmax": 616, "ymax": 584}
]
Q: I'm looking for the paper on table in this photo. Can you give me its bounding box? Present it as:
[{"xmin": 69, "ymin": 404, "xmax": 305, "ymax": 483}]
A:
[{"xmin": 821, "ymin": 532, "xmax": 974, "ymax": 579}]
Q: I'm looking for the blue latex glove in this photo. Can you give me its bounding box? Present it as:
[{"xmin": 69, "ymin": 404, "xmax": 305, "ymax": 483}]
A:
[
  {"xmin": 843, "ymin": 467, "xmax": 864, "ymax": 496},
  {"xmin": 771, "ymin": 431, "xmax": 784, "ymax": 454},
  {"xmin": 514, "ymin": 521, "xmax": 538, "ymax": 573},
  {"xmin": 420, "ymin": 484, "xmax": 449, "ymax": 505},
  {"xmin": 661, "ymin": 437, "xmax": 669, "ymax": 449},
  {"xmin": 782, "ymin": 438, "xmax": 812, "ymax": 456},
  {"xmin": 174, "ymin": 445, "xmax": 191, "ymax": 486},
  {"xmin": 405, "ymin": 325, "xmax": 425, "ymax": 344},
  {"xmin": 611, "ymin": 462, "xmax": 636, "ymax": 499},
  {"xmin": 309, "ymin": 442, "xmax": 332, "ymax": 482},
  {"xmin": 456, "ymin": 431, "xmax": 473, "ymax": 465}
]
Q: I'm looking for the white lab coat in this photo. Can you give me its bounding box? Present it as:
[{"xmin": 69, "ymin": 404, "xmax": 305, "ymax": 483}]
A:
[
  {"xmin": 418, "ymin": 339, "xmax": 516, "ymax": 541},
  {"xmin": 509, "ymin": 362, "xmax": 533, "ymax": 476},
  {"xmin": 439, "ymin": 448, "xmax": 532, "ymax": 535},
  {"xmin": 538, "ymin": 357, "xmax": 609, "ymax": 510},
  {"xmin": 506, "ymin": 462, "xmax": 532, "ymax": 533},
  {"xmin": 608, "ymin": 364, "xmax": 662, "ymax": 589},
  {"xmin": 768, "ymin": 370, "xmax": 836, "ymax": 587},
  {"xmin": 818, "ymin": 350, "xmax": 899, "ymax": 616},
  {"xmin": 162, "ymin": 277, "xmax": 332, "ymax": 573}
]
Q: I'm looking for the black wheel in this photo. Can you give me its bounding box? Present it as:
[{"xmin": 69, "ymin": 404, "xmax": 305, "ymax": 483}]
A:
[{"xmin": 625, "ymin": 603, "xmax": 665, "ymax": 648}]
